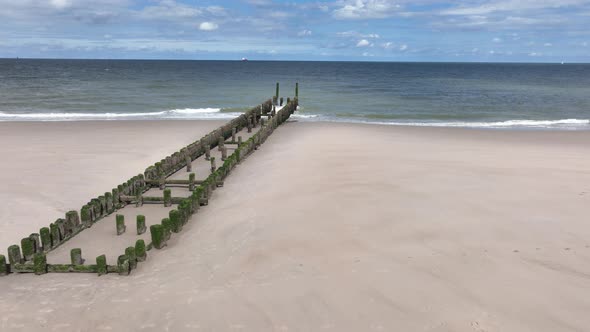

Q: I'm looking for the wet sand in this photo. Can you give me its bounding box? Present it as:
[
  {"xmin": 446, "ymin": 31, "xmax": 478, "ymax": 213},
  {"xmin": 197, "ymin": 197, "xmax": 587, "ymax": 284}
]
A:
[{"xmin": 1, "ymin": 121, "xmax": 590, "ymax": 331}]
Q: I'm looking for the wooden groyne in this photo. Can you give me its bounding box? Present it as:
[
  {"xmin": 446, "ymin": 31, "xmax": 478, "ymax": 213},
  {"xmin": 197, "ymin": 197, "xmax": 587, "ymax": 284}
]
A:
[{"xmin": 1, "ymin": 84, "xmax": 298, "ymax": 276}]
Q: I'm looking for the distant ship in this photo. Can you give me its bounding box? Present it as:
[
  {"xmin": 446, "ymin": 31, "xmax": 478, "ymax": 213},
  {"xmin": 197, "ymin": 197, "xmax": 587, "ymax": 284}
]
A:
[{"xmin": 241, "ymin": 58, "xmax": 248, "ymax": 62}]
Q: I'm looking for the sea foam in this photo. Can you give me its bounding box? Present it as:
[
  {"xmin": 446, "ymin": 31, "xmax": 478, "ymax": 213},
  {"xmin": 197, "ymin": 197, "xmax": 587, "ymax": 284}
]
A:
[{"xmin": 0, "ymin": 108, "xmax": 242, "ymax": 121}]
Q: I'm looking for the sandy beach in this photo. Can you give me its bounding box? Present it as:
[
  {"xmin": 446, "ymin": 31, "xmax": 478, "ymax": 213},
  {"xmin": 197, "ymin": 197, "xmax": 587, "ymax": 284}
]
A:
[{"xmin": 1, "ymin": 120, "xmax": 590, "ymax": 331}]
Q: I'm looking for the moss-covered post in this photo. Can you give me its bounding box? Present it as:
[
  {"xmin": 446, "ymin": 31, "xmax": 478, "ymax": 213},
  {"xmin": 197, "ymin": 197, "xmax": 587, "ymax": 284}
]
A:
[
  {"xmin": 238, "ymin": 136, "xmax": 243, "ymax": 145},
  {"xmin": 33, "ymin": 253, "xmax": 47, "ymax": 275},
  {"xmin": 70, "ymin": 248, "xmax": 84, "ymax": 265},
  {"xmin": 189, "ymin": 172, "xmax": 195, "ymax": 191},
  {"xmin": 205, "ymin": 144, "xmax": 211, "ymax": 160},
  {"xmin": 280, "ymin": 97, "xmax": 284, "ymax": 106},
  {"xmin": 50, "ymin": 223, "xmax": 60, "ymax": 248},
  {"xmin": 117, "ymin": 255, "xmax": 130, "ymax": 276},
  {"xmin": 135, "ymin": 239, "xmax": 147, "ymax": 262},
  {"xmin": 161, "ymin": 218, "xmax": 172, "ymax": 241},
  {"xmin": 169, "ymin": 209, "xmax": 182, "ymax": 233},
  {"xmin": 232, "ymin": 127, "xmax": 236, "ymax": 142},
  {"xmin": 136, "ymin": 215, "xmax": 146, "ymax": 235},
  {"xmin": 159, "ymin": 173, "xmax": 166, "ymax": 190},
  {"xmin": 105, "ymin": 192, "xmax": 114, "ymax": 214},
  {"xmin": 163, "ymin": 188, "xmax": 172, "ymax": 207},
  {"xmin": 116, "ymin": 214, "xmax": 126, "ymax": 235},
  {"xmin": 125, "ymin": 246, "xmax": 137, "ymax": 270},
  {"xmin": 186, "ymin": 155, "xmax": 192, "ymax": 172},
  {"xmin": 221, "ymin": 147, "xmax": 227, "ymax": 161},
  {"xmin": 65, "ymin": 210, "xmax": 80, "ymax": 234},
  {"xmin": 150, "ymin": 224, "xmax": 166, "ymax": 249},
  {"xmin": 0, "ymin": 255, "xmax": 7, "ymax": 276},
  {"xmin": 260, "ymin": 117, "xmax": 265, "ymax": 127},
  {"xmin": 8, "ymin": 245, "xmax": 22, "ymax": 265},
  {"xmin": 21, "ymin": 238, "xmax": 34, "ymax": 261},
  {"xmin": 39, "ymin": 227, "xmax": 51, "ymax": 252},
  {"xmin": 29, "ymin": 233, "xmax": 41, "ymax": 254},
  {"xmin": 112, "ymin": 188, "xmax": 121, "ymax": 209},
  {"xmin": 210, "ymin": 157, "xmax": 216, "ymax": 173},
  {"xmin": 135, "ymin": 192, "xmax": 143, "ymax": 207},
  {"xmin": 96, "ymin": 255, "xmax": 107, "ymax": 276},
  {"xmin": 287, "ymin": 97, "xmax": 291, "ymax": 104},
  {"xmin": 295, "ymin": 82, "xmax": 299, "ymax": 98},
  {"xmin": 218, "ymin": 136, "xmax": 224, "ymax": 151},
  {"xmin": 247, "ymin": 117, "xmax": 252, "ymax": 133},
  {"xmin": 81, "ymin": 205, "xmax": 92, "ymax": 228}
]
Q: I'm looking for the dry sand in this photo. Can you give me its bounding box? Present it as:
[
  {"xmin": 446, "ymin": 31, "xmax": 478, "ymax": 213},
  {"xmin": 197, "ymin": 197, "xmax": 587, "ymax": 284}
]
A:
[{"xmin": 1, "ymin": 121, "xmax": 590, "ymax": 331}]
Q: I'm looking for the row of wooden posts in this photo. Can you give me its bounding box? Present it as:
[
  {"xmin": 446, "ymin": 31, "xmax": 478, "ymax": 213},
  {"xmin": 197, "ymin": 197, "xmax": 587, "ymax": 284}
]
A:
[{"xmin": 0, "ymin": 92, "xmax": 298, "ymax": 276}]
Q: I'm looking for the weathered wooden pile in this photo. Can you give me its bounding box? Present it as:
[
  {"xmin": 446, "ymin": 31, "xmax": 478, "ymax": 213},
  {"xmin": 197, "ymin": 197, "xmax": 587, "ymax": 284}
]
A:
[{"xmin": 0, "ymin": 84, "xmax": 298, "ymax": 277}]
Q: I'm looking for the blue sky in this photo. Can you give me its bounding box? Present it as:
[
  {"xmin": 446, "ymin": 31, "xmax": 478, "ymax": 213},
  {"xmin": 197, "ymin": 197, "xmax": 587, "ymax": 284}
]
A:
[{"xmin": 0, "ymin": 0, "xmax": 589, "ymax": 62}]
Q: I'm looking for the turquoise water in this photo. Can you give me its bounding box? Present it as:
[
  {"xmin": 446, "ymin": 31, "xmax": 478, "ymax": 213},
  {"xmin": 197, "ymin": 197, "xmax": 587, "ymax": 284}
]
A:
[{"xmin": 1, "ymin": 59, "xmax": 589, "ymax": 129}]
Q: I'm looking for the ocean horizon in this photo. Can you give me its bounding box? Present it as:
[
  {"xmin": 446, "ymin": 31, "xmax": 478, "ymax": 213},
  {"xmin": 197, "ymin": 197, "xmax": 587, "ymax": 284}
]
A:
[{"xmin": 1, "ymin": 59, "xmax": 589, "ymax": 130}]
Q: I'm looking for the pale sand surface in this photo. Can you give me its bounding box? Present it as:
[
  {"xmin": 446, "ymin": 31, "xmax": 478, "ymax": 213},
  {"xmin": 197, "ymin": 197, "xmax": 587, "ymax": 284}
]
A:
[{"xmin": 1, "ymin": 121, "xmax": 590, "ymax": 331}]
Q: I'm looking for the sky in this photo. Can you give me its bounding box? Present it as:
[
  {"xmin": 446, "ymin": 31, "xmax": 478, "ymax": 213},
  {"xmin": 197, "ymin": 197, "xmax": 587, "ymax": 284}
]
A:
[{"xmin": 0, "ymin": 0, "xmax": 589, "ymax": 62}]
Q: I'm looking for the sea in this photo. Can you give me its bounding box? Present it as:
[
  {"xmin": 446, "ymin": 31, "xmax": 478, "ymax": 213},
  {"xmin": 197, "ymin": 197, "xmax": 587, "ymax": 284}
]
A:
[{"xmin": 1, "ymin": 59, "xmax": 589, "ymax": 130}]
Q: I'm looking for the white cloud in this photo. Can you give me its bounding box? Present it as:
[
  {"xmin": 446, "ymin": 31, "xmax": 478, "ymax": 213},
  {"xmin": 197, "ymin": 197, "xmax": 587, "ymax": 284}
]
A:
[
  {"xmin": 399, "ymin": 44, "xmax": 408, "ymax": 51},
  {"xmin": 544, "ymin": 42, "xmax": 552, "ymax": 46},
  {"xmin": 50, "ymin": 0, "xmax": 72, "ymax": 9},
  {"xmin": 381, "ymin": 41, "xmax": 394, "ymax": 49},
  {"xmin": 493, "ymin": 37, "xmax": 502, "ymax": 43},
  {"xmin": 297, "ymin": 29, "xmax": 312, "ymax": 37},
  {"xmin": 337, "ymin": 31, "xmax": 380, "ymax": 39},
  {"xmin": 199, "ymin": 22, "xmax": 219, "ymax": 31},
  {"xmin": 441, "ymin": 0, "xmax": 589, "ymax": 16},
  {"xmin": 333, "ymin": 0, "xmax": 401, "ymax": 19},
  {"xmin": 356, "ymin": 39, "xmax": 371, "ymax": 47}
]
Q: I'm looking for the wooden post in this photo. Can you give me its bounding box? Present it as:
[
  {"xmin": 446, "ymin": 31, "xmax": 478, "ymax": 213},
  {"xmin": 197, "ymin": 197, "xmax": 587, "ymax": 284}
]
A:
[
  {"xmin": 8, "ymin": 245, "xmax": 22, "ymax": 265},
  {"xmin": 218, "ymin": 136, "xmax": 224, "ymax": 151},
  {"xmin": 295, "ymin": 82, "xmax": 299, "ymax": 98},
  {"xmin": 125, "ymin": 246, "xmax": 137, "ymax": 270},
  {"xmin": 135, "ymin": 239, "xmax": 147, "ymax": 262},
  {"xmin": 70, "ymin": 248, "xmax": 84, "ymax": 265},
  {"xmin": 163, "ymin": 189, "xmax": 172, "ymax": 207},
  {"xmin": 116, "ymin": 214, "xmax": 126, "ymax": 235},
  {"xmin": 238, "ymin": 136, "xmax": 243, "ymax": 145},
  {"xmin": 50, "ymin": 223, "xmax": 60, "ymax": 248},
  {"xmin": 40, "ymin": 227, "xmax": 50, "ymax": 252},
  {"xmin": 136, "ymin": 215, "xmax": 146, "ymax": 235},
  {"xmin": 150, "ymin": 224, "xmax": 166, "ymax": 249},
  {"xmin": 247, "ymin": 117, "xmax": 252, "ymax": 133},
  {"xmin": 232, "ymin": 127, "xmax": 236, "ymax": 142},
  {"xmin": 96, "ymin": 255, "xmax": 107, "ymax": 276},
  {"xmin": 280, "ymin": 97, "xmax": 284, "ymax": 106},
  {"xmin": 189, "ymin": 173, "xmax": 195, "ymax": 191},
  {"xmin": 169, "ymin": 209, "xmax": 182, "ymax": 233},
  {"xmin": 29, "ymin": 233, "xmax": 41, "ymax": 254},
  {"xmin": 21, "ymin": 238, "xmax": 34, "ymax": 261},
  {"xmin": 135, "ymin": 192, "xmax": 143, "ymax": 207},
  {"xmin": 81, "ymin": 205, "xmax": 92, "ymax": 228},
  {"xmin": 117, "ymin": 255, "xmax": 130, "ymax": 276},
  {"xmin": 105, "ymin": 192, "xmax": 114, "ymax": 214},
  {"xmin": 210, "ymin": 157, "xmax": 216, "ymax": 173},
  {"xmin": 221, "ymin": 147, "xmax": 227, "ymax": 161},
  {"xmin": 0, "ymin": 255, "xmax": 7, "ymax": 276},
  {"xmin": 205, "ymin": 145, "xmax": 211, "ymax": 160},
  {"xmin": 33, "ymin": 253, "xmax": 47, "ymax": 275},
  {"xmin": 161, "ymin": 218, "xmax": 172, "ymax": 241},
  {"xmin": 186, "ymin": 155, "xmax": 192, "ymax": 172},
  {"xmin": 275, "ymin": 82, "xmax": 280, "ymax": 104}
]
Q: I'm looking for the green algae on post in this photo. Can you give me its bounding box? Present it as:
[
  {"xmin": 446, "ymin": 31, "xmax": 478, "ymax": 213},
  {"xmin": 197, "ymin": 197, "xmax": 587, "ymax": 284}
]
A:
[
  {"xmin": 163, "ymin": 188, "xmax": 172, "ymax": 207},
  {"xmin": 70, "ymin": 248, "xmax": 84, "ymax": 265},
  {"xmin": 117, "ymin": 255, "xmax": 130, "ymax": 276},
  {"xmin": 150, "ymin": 224, "xmax": 166, "ymax": 249},
  {"xmin": 0, "ymin": 255, "xmax": 7, "ymax": 276},
  {"xmin": 125, "ymin": 246, "xmax": 137, "ymax": 270},
  {"xmin": 169, "ymin": 209, "xmax": 182, "ymax": 233},
  {"xmin": 135, "ymin": 239, "xmax": 147, "ymax": 262},
  {"xmin": 136, "ymin": 215, "xmax": 146, "ymax": 235},
  {"xmin": 96, "ymin": 254, "xmax": 107, "ymax": 276},
  {"xmin": 33, "ymin": 253, "xmax": 47, "ymax": 275},
  {"xmin": 21, "ymin": 237, "xmax": 34, "ymax": 261},
  {"xmin": 116, "ymin": 214, "xmax": 126, "ymax": 235}
]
